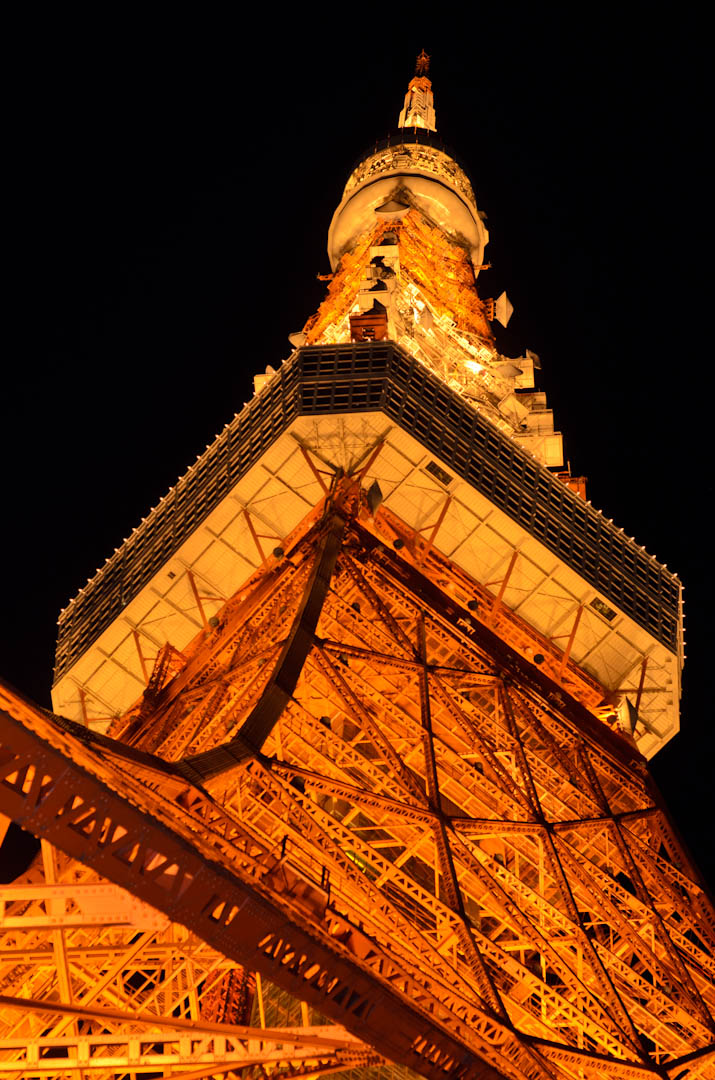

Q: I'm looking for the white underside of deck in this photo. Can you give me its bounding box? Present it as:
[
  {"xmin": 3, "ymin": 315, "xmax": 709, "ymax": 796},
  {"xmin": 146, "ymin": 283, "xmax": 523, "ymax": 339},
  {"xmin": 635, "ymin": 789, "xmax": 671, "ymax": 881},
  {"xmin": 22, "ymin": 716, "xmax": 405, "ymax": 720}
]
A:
[{"xmin": 52, "ymin": 411, "xmax": 680, "ymax": 759}]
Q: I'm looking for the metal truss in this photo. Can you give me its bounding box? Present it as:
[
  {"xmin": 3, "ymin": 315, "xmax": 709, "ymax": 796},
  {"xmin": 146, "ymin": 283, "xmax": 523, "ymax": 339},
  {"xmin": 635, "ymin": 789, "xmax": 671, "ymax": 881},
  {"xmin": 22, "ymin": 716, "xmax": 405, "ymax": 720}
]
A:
[
  {"xmin": 1, "ymin": 481, "xmax": 714, "ymax": 1080},
  {"xmin": 0, "ymin": 993, "xmax": 371, "ymax": 1077}
]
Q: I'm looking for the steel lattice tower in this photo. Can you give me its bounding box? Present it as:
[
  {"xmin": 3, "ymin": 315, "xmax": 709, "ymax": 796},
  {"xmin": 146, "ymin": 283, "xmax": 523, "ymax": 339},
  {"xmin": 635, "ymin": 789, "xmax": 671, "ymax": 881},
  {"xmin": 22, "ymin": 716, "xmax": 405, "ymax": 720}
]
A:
[{"xmin": 1, "ymin": 53, "xmax": 714, "ymax": 1080}]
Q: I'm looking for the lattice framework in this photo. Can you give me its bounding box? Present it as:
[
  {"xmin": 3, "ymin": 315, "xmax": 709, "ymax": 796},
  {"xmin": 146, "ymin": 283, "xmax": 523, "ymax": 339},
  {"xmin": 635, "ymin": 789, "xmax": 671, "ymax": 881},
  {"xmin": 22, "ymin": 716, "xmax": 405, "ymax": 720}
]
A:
[{"xmin": 1, "ymin": 477, "xmax": 713, "ymax": 1079}]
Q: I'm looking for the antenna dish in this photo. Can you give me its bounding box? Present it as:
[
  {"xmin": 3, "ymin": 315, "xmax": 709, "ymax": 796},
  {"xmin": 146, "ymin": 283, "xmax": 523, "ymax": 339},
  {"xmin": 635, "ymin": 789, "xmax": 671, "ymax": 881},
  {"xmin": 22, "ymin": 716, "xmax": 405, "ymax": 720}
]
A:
[
  {"xmin": 494, "ymin": 292, "xmax": 514, "ymax": 328},
  {"xmin": 495, "ymin": 362, "xmax": 522, "ymax": 378},
  {"xmin": 288, "ymin": 332, "xmax": 307, "ymax": 348},
  {"xmin": 624, "ymin": 698, "xmax": 658, "ymax": 735},
  {"xmin": 366, "ymin": 480, "xmax": 384, "ymax": 516}
]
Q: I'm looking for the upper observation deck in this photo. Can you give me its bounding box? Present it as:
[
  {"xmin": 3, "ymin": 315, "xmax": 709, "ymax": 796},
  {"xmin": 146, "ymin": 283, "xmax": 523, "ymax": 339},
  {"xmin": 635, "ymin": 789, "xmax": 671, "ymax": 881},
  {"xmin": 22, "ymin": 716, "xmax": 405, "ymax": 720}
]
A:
[{"xmin": 53, "ymin": 343, "xmax": 682, "ymax": 760}]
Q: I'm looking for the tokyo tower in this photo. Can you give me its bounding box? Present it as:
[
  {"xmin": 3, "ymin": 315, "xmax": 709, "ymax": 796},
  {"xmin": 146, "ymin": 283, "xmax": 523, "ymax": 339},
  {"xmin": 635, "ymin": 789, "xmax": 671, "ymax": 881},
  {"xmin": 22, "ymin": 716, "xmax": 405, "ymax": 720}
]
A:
[{"xmin": 1, "ymin": 51, "xmax": 714, "ymax": 1080}]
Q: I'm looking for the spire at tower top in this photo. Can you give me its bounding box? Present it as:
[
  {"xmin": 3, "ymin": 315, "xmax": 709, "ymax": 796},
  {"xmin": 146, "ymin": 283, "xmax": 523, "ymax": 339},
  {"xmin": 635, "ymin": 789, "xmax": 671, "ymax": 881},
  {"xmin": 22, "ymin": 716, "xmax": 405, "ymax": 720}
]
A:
[
  {"xmin": 415, "ymin": 48, "xmax": 430, "ymax": 77},
  {"xmin": 398, "ymin": 49, "xmax": 436, "ymax": 132}
]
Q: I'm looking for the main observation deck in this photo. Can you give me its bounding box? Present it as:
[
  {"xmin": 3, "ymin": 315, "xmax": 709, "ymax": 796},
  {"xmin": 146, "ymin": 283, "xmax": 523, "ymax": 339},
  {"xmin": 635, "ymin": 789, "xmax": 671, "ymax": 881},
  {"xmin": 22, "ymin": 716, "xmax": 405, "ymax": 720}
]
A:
[{"xmin": 53, "ymin": 342, "xmax": 682, "ymax": 758}]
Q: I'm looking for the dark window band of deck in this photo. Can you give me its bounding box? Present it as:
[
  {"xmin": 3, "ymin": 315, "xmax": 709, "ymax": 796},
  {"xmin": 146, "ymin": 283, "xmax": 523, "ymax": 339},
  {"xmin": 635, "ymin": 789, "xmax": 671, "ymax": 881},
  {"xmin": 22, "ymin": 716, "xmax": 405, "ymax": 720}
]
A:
[{"xmin": 54, "ymin": 343, "xmax": 680, "ymax": 684}]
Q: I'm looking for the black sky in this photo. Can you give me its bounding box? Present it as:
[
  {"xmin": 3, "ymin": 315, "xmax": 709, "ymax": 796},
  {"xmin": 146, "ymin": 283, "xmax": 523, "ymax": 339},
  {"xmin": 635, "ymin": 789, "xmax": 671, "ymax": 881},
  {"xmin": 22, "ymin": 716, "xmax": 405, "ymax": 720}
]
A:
[{"xmin": 3, "ymin": 10, "xmax": 713, "ymax": 886}]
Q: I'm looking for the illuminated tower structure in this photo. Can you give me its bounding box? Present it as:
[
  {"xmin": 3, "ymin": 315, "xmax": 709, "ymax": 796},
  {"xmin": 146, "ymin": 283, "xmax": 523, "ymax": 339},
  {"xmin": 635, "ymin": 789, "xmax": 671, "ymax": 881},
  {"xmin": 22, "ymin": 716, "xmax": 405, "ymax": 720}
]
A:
[{"xmin": 1, "ymin": 53, "xmax": 714, "ymax": 1080}]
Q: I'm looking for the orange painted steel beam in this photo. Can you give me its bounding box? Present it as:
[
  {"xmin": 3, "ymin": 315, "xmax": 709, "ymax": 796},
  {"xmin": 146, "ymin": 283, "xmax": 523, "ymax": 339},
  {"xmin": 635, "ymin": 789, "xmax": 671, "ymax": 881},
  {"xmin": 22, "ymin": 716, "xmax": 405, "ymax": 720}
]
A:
[
  {"xmin": 181, "ymin": 510, "xmax": 347, "ymax": 775},
  {"xmin": 635, "ymin": 655, "xmax": 649, "ymax": 714},
  {"xmin": 0, "ymin": 993, "xmax": 365, "ymax": 1048},
  {"xmin": 187, "ymin": 568, "xmax": 210, "ymax": 631},
  {"xmin": 557, "ymin": 603, "xmax": 584, "ymax": 681},
  {"xmin": 0, "ymin": 703, "xmax": 508, "ymax": 1080},
  {"xmin": 353, "ymin": 436, "xmax": 387, "ymax": 482},
  {"xmin": 298, "ymin": 444, "xmax": 331, "ymax": 494},
  {"xmin": 372, "ymin": 501, "xmax": 607, "ymax": 713},
  {"xmin": 416, "ymin": 495, "xmax": 451, "ymax": 565},
  {"xmin": 132, "ymin": 628, "xmax": 151, "ymax": 685},
  {"xmin": 244, "ymin": 506, "xmax": 270, "ymax": 566},
  {"xmin": 488, "ymin": 550, "xmax": 519, "ymax": 626}
]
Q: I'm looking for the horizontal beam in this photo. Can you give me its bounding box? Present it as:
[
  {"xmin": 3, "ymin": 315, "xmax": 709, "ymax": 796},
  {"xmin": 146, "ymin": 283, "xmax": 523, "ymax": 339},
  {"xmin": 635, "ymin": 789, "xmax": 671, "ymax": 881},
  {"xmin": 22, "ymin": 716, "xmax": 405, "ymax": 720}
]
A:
[
  {"xmin": 0, "ymin": 882, "xmax": 166, "ymax": 930},
  {"xmin": 0, "ymin": 994, "xmax": 361, "ymax": 1048},
  {"xmin": 0, "ymin": 1046, "xmax": 350, "ymax": 1076},
  {"xmin": 0, "ymin": 943, "xmax": 230, "ymax": 963}
]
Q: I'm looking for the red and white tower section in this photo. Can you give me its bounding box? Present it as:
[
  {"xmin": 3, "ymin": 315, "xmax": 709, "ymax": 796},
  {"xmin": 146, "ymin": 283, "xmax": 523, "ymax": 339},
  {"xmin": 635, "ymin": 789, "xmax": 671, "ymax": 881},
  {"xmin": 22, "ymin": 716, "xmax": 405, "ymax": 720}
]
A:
[{"xmin": 0, "ymin": 53, "xmax": 711, "ymax": 1080}]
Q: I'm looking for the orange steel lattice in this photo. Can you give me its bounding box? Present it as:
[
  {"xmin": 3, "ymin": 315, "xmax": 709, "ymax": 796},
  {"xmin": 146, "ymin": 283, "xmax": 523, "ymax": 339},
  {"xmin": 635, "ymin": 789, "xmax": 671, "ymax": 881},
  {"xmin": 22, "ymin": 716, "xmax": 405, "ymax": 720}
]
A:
[
  {"xmin": 304, "ymin": 211, "xmax": 493, "ymax": 350},
  {"xmin": 1, "ymin": 51, "xmax": 712, "ymax": 1080},
  {"xmin": 2, "ymin": 478, "xmax": 714, "ymax": 1080}
]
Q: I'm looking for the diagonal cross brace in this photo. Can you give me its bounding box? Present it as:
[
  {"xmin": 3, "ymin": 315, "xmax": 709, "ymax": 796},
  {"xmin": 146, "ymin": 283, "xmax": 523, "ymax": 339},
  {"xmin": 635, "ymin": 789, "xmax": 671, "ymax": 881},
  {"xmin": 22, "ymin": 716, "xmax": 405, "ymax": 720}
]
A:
[
  {"xmin": 0, "ymin": 702, "xmax": 508, "ymax": 1080},
  {"xmin": 179, "ymin": 511, "xmax": 347, "ymax": 783}
]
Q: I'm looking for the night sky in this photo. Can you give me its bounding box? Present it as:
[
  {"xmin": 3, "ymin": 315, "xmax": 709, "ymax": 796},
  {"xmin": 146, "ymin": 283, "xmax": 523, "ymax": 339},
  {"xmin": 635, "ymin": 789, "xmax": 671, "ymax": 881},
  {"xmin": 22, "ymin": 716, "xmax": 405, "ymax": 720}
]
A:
[{"xmin": 3, "ymin": 13, "xmax": 713, "ymax": 888}]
